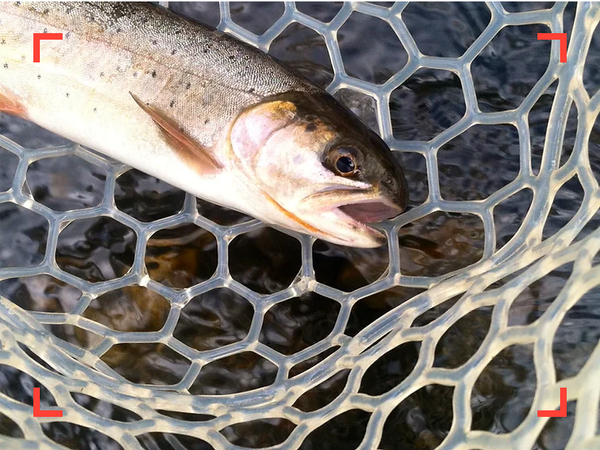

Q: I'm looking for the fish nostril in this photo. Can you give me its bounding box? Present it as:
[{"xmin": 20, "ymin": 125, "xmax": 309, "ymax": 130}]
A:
[{"xmin": 383, "ymin": 177, "xmax": 395, "ymax": 187}]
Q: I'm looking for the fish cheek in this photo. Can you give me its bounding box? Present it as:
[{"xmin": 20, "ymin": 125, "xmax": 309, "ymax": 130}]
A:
[{"xmin": 229, "ymin": 100, "xmax": 297, "ymax": 164}]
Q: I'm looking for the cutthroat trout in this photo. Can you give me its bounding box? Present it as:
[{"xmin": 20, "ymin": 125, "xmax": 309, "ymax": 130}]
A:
[{"xmin": 0, "ymin": 2, "xmax": 408, "ymax": 247}]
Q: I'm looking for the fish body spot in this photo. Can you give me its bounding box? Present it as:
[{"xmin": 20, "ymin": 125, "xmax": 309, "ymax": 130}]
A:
[
  {"xmin": 3, "ymin": 64, "xmax": 8, "ymax": 69},
  {"xmin": 170, "ymin": 100, "xmax": 174, "ymax": 108},
  {"xmin": 186, "ymin": 82, "xmax": 191, "ymax": 90},
  {"xmin": 151, "ymin": 70, "xmax": 156, "ymax": 78}
]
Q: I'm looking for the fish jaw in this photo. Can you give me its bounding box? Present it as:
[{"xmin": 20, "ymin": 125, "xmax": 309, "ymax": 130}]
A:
[
  {"xmin": 308, "ymin": 207, "xmax": 388, "ymax": 247},
  {"xmin": 289, "ymin": 187, "xmax": 405, "ymax": 247}
]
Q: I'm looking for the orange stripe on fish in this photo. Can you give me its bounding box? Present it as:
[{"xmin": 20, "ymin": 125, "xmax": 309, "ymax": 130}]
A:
[{"xmin": 263, "ymin": 193, "xmax": 337, "ymax": 239}]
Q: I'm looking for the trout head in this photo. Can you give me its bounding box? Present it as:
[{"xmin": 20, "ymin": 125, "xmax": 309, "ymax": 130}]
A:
[{"xmin": 229, "ymin": 91, "xmax": 408, "ymax": 248}]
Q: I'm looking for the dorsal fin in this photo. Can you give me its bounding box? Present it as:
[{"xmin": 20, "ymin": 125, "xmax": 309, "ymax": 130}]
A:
[{"xmin": 130, "ymin": 92, "xmax": 222, "ymax": 174}]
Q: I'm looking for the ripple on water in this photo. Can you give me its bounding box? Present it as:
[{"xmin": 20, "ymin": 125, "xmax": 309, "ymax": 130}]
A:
[{"xmin": 0, "ymin": 2, "xmax": 596, "ymax": 449}]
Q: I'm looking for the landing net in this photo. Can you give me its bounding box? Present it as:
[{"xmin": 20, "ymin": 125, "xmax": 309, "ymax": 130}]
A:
[{"xmin": 0, "ymin": 2, "xmax": 598, "ymax": 450}]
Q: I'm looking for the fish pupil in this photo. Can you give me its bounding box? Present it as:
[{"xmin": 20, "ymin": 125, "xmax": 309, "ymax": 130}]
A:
[{"xmin": 336, "ymin": 156, "xmax": 355, "ymax": 174}]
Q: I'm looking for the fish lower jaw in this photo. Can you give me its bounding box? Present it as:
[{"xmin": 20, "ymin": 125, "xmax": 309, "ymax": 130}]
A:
[{"xmin": 302, "ymin": 207, "xmax": 388, "ymax": 248}]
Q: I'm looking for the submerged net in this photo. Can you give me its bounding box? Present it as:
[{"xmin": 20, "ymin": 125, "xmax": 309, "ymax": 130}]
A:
[{"xmin": 0, "ymin": 2, "xmax": 599, "ymax": 449}]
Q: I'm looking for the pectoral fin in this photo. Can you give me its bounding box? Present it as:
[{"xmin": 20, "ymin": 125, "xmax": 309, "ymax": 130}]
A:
[{"xmin": 130, "ymin": 92, "xmax": 221, "ymax": 174}]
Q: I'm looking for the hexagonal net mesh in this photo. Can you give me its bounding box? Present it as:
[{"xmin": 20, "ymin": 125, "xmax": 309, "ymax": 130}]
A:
[{"xmin": 0, "ymin": 2, "xmax": 599, "ymax": 449}]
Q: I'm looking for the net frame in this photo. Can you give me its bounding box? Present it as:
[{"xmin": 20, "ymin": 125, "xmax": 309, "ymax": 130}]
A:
[{"xmin": 0, "ymin": 1, "xmax": 598, "ymax": 449}]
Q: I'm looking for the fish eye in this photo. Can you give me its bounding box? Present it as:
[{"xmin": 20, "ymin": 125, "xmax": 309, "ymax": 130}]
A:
[
  {"xmin": 329, "ymin": 147, "xmax": 359, "ymax": 176},
  {"xmin": 336, "ymin": 155, "xmax": 356, "ymax": 174}
]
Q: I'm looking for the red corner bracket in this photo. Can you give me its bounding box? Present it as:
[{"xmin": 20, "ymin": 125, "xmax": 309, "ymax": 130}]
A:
[
  {"xmin": 33, "ymin": 387, "xmax": 63, "ymax": 418},
  {"xmin": 537, "ymin": 33, "xmax": 567, "ymax": 63},
  {"xmin": 537, "ymin": 387, "xmax": 567, "ymax": 418}
]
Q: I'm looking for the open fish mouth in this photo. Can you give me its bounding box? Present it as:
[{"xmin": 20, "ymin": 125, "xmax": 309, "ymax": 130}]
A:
[
  {"xmin": 297, "ymin": 187, "xmax": 407, "ymax": 246},
  {"xmin": 301, "ymin": 187, "xmax": 406, "ymax": 223},
  {"xmin": 338, "ymin": 199, "xmax": 405, "ymax": 223}
]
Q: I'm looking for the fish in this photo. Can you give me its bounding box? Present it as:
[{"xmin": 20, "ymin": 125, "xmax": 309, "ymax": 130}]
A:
[{"xmin": 0, "ymin": 2, "xmax": 408, "ymax": 248}]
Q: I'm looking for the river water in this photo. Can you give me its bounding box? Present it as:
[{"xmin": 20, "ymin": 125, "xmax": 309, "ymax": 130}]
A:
[{"xmin": 0, "ymin": 2, "xmax": 598, "ymax": 450}]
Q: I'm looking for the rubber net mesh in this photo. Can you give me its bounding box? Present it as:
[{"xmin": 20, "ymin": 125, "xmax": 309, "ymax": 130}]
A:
[{"xmin": 0, "ymin": 2, "xmax": 599, "ymax": 449}]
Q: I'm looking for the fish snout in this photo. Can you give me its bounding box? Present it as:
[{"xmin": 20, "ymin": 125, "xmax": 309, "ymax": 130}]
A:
[
  {"xmin": 381, "ymin": 169, "xmax": 409, "ymax": 213},
  {"xmin": 338, "ymin": 171, "xmax": 409, "ymax": 225}
]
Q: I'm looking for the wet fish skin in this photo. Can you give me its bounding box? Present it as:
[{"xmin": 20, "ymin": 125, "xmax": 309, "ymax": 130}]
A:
[{"xmin": 0, "ymin": 2, "xmax": 408, "ymax": 247}]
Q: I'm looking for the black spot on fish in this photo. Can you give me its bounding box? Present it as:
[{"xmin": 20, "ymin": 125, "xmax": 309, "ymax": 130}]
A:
[
  {"xmin": 170, "ymin": 100, "xmax": 175, "ymax": 108},
  {"xmin": 100, "ymin": 72, "xmax": 104, "ymax": 77},
  {"xmin": 133, "ymin": 72, "xmax": 138, "ymax": 77},
  {"xmin": 66, "ymin": 6, "xmax": 73, "ymax": 14},
  {"xmin": 66, "ymin": 93, "xmax": 69, "ymax": 98},
  {"xmin": 3, "ymin": 64, "xmax": 8, "ymax": 69},
  {"xmin": 305, "ymin": 123, "xmax": 317, "ymax": 132},
  {"xmin": 186, "ymin": 82, "xmax": 191, "ymax": 90},
  {"xmin": 1, "ymin": 40, "xmax": 5, "ymax": 45},
  {"xmin": 43, "ymin": 9, "xmax": 49, "ymax": 15},
  {"xmin": 152, "ymin": 40, "xmax": 157, "ymax": 45},
  {"xmin": 65, "ymin": 32, "xmax": 70, "ymax": 39},
  {"xmin": 203, "ymin": 49, "xmax": 208, "ymax": 54},
  {"xmin": 171, "ymin": 49, "xmax": 176, "ymax": 55},
  {"xmin": 229, "ymin": 55, "xmax": 235, "ymax": 60},
  {"xmin": 15, "ymin": 2, "xmax": 21, "ymax": 6},
  {"xmin": 37, "ymin": 75, "xmax": 41, "ymax": 79},
  {"xmin": 43, "ymin": 28, "xmax": 48, "ymax": 33},
  {"xmin": 93, "ymin": 108, "xmax": 97, "ymax": 112},
  {"xmin": 204, "ymin": 119, "xmax": 210, "ymax": 124},
  {"xmin": 151, "ymin": 70, "xmax": 156, "ymax": 78},
  {"xmin": 175, "ymin": 30, "xmax": 181, "ymax": 35},
  {"xmin": 116, "ymin": 66, "xmax": 121, "ymax": 72},
  {"xmin": 117, "ymin": 28, "xmax": 122, "ymax": 33},
  {"xmin": 248, "ymin": 88, "xmax": 255, "ymax": 94}
]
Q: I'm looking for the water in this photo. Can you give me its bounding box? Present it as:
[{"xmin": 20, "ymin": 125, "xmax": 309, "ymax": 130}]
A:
[{"xmin": 0, "ymin": 2, "xmax": 599, "ymax": 450}]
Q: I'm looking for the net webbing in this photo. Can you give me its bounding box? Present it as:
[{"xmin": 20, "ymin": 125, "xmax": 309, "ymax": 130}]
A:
[{"xmin": 0, "ymin": 2, "xmax": 599, "ymax": 450}]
